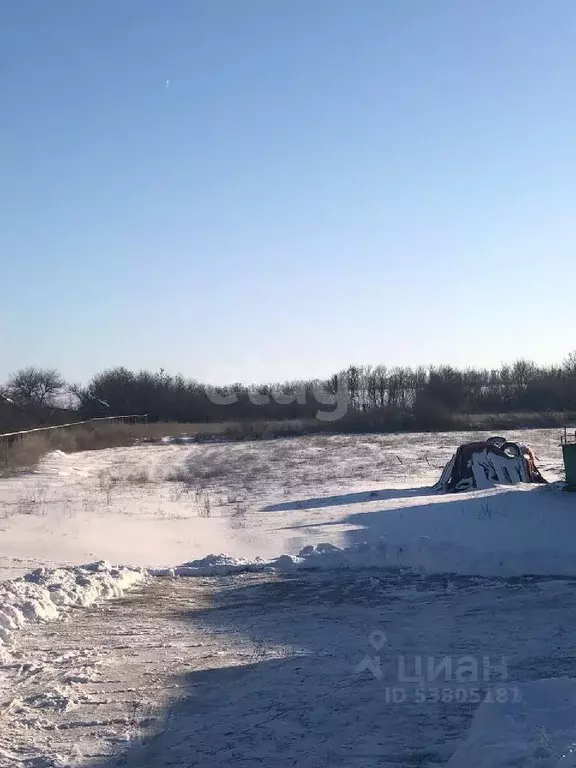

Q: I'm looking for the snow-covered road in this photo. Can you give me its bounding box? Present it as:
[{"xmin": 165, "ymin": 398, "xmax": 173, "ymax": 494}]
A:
[{"xmin": 3, "ymin": 570, "xmax": 576, "ymax": 767}]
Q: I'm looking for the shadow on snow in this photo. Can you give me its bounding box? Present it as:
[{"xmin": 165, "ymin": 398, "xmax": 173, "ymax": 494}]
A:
[
  {"xmin": 89, "ymin": 555, "xmax": 576, "ymax": 768},
  {"xmin": 264, "ymin": 486, "xmax": 432, "ymax": 512}
]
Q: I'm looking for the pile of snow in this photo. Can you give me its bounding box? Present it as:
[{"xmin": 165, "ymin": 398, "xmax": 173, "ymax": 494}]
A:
[
  {"xmin": 162, "ymin": 525, "xmax": 576, "ymax": 578},
  {"xmin": 159, "ymin": 435, "xmax": 197, "ymax": 444},
  {"xmin": 154, "ymin": 554, "xmax": 269, "ymax": 577},
  {"xmin": 158, "ymin": 435, "xmax": 228, "ymax": 445},
  {"xmin": 448, "ymin": 678, "xmax": 576, "ymax": 767},
  {"xmin": 0, "ymin": 561, "xmax": 144, "ymax": 657},
  {"xmin": 288, "ymin": 537, "xmax": 576, "ymax": 578}
]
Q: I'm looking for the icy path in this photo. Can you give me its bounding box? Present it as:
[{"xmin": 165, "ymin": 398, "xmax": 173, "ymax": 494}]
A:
[{"xmin": 3, "ymin": 571, "xmax": 576, "ymax": 767}]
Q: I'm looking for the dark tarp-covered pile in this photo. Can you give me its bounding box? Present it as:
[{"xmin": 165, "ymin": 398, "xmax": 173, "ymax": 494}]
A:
[{"xmin": 434, "ymin": 437, "xmax": 547, "ymax": 493}]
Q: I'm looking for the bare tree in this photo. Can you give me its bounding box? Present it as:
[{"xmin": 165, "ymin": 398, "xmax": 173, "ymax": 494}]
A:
[
  {"xmin": 5, "ymin": 367, "xmax": 65, "ymax": 408},
  {"xmin": 563, "ymin": 351, "xmax": 576, "ymax": 377}
]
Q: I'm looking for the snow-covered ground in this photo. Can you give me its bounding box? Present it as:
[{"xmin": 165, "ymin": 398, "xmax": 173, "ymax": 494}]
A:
[
  {"xmin": 0, "ymin": 429, "xmax": 568, "ymax": 580},
  {"xmin": 4, "ymin": 570, "xmax": 576, "ymax": 767},
  {"xmin": 447, "ymin": 678, "xmax": 576, "ymax": 767},
  {"xmin": 0, "ymin": 562, "xmax": 143, "ymax": 659},
  {"xmin": 1, "ymin": 428, "xmax": 576, "ymax": 767}
]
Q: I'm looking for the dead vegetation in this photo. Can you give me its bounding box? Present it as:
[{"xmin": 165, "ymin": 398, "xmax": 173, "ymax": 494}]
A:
[
  {"xmin": 0, "ymin": 419, "xmax": 316, "ymax": 477},
  {"xmin": 92, "ymin": 458, "xmax": 218, "ymax": 518},
  {"xmin": 0, "ymin": 422, "xmax": 206, "ymax": 476},
  {"xmin": 164, "ymin": 436, "xmax": 345, "ymax": 498}
]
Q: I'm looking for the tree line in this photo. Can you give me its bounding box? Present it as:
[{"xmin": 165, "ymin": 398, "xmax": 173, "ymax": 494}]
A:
[{"xmin": 2, "ymin": 354, "xmax": 576, "ymax": 433}]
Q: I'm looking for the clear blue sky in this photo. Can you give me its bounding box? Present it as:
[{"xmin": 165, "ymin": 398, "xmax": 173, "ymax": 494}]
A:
[{"xmin": 1, "ymin": 1, "xmax": 575, "ymax": 386}]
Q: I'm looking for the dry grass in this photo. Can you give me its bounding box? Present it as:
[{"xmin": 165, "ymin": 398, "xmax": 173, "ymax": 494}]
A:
[
  {"xmin": 222, "ymin": 420, "xmax": 310, "ymax": 440},
  {"xmin": 166, "ymin": 450, "xmax": 239, "ymax": 487},
  {"xmin": 0, "ymin": 418, "xmax": 315, "ymax": 477},
  {"xmin": 452, "ymin": 412, "xmax": 576, "ymax": 430},
  {"xmin": 5, "ymin": 408, "xmax": 559, "ymax": 479},
  {"xmin": 0, "ymin": 422, "xmax": 206, "ymax": 476},
  {"xmin": 166, "ymin": 437, "xmax": 332, "ymax": 494}
]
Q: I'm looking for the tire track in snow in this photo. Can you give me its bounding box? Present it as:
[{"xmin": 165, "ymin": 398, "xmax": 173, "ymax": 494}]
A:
[
  {"xmin": 0, "ymin": 578, "xmax": 225, "ymax": 767},
  {"xmin": 3, "ymin": 571, "xmax": 576, "ymax": 767}
]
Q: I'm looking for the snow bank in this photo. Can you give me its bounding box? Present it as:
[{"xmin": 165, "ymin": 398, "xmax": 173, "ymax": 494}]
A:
[
  {"xmin": 154, "ymin": 554, "xmax": 270, "ymax": 577},
  {"xmin": 162, "ymin": 532, "xmax": 576, "ymax": 579},
  {"xmin": 145, "ymin": 480, "xmax": 576, "ymax": 579},
  {"xmin": 159, "ymin": 435, "xmax": 227, "ymax": 445},
  {"xmin": 447, "ymin": 678, "xmax": 576, "ymax": 767},
  {"xmin": 149, "ymin": 547, "xmax": 370, "ymax": 578},
  {"xmin": 159, "ymin": 435, "xmax": 197, "ymax": 445},
  {"xmin": 289, "ymin": 539, "xmax": 576, "ymax": 578},
  {"xmin": 0, "ymin": 561, "xmax": 144, "ymax": 656}
]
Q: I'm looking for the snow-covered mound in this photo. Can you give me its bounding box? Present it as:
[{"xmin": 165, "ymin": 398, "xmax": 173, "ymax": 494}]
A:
[
  {"xmin": 164, "ymin": 505, "xmax": 576, "ymax": 578},
  {"xmin": 159, "ymin": 435, "xmax": 197, "ymax": 444},
  {"xmin": 154, "ymin": 554, "xmax": 270, "ymax": 577},
  {"xmin": 288, "ymin": 536, "xmax": 576, "ymax": 578},
  {"xmin": 0, "ymin": 561, "xmax": 144, "ymax": 657},
  {"xmin": 447, "ymin": 678, "xmax": 576, "ymax": 767}
]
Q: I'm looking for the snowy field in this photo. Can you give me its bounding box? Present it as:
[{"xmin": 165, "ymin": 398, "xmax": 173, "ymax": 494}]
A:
[
  {"xmin": 1, "ymin": 428, "xmax": 576, "ymax": 767},
  {"xmin": 0, "ymin": 429, "xmax": 568, "ymax": 580}
]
